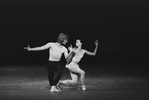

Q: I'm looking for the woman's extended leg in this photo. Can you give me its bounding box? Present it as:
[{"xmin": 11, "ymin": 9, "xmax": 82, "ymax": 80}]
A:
[
  {"xmin": 60, "ymin": 71, "xmax": 78, "ymax": 84},
  {"xmin": 58, "ymin": 62, "xmax": 86, "ymax": 90},
  {"xmin": 68, "ymin": 67, "xmax": 86, "ymax": 90}
]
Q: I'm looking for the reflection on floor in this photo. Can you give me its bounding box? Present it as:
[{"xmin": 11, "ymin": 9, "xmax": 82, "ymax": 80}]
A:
[{"xmin": 0, "ymin": 63, "xmax": 149, "ymax": 100}]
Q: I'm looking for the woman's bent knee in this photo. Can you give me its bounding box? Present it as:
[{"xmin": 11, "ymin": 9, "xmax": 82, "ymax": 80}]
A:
[
  {"xmin": 81, "ymin": 71, "xmax": 85, "ymax": 75},
  {"xmin": 72, "ymin": 80, "xmax": 77, "ymax": 84}
]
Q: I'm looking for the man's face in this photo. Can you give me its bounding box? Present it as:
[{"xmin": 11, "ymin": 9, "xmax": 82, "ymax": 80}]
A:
[{"xmin": 63, "ymin": 39, "xmax": 68, "ymax": 45}]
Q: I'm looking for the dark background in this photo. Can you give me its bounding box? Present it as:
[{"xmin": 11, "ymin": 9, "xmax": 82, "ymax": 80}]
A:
[{"xmin": 0, "ymin": 0, "xmax": 149, "ymax": 66}]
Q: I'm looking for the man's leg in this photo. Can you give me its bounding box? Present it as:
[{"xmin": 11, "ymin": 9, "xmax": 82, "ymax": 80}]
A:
[
  {"xmin": 47, "ymin": 61, "xmax": 60, "ymax": 92},
  {"xmin": 47, "ymin": 61, "xmax": 54, "ymax": 87},
  {"xmin": 53, "ymin": 62, "xmax": 63, "ymax": 91}
]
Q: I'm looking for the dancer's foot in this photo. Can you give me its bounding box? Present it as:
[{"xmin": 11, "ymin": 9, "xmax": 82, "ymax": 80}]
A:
[
  {"xmin": 56, "ymin": 80, "xmax": 66, "ymax": 90},
  {"xmin": 58, "ymin": 80, "xmax": 68, "ymax": 85},
  {"xmin": 59, "ymin": 80, "xmax": 63, "ymax": 84},
  {"xmin": 50, "ymin": 86, "xmax": 61, "ymax": 92},
  {"xmin": 56, "ymin": 83, "xmax": 61, "ymax": 90},
  {"xmin": 81, "ymin": 85, "xmax": 86, "ymax": 91}
]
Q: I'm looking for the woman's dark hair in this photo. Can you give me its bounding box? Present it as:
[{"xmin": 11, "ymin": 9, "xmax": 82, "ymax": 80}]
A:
[
  {"xmin": 57, "ymin": 33, "xmax": 69, "ymax": 44},
  {"xmin": 77, "ymin": 38, "xmax": 83, "ymax": 43}
]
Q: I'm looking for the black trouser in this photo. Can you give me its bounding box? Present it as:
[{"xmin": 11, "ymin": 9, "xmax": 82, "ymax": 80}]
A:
[{"xmin": 47, "ymin": 61, "xmax": 63, "ymax": 86}]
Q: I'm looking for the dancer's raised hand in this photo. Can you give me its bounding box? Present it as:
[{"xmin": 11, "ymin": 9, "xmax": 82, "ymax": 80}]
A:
[{"xmin": 94, "ymin": 40, "xmax": 98, "ymax": 46}]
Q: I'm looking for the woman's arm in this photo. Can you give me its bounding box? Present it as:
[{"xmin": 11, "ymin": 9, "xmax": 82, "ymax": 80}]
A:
[
  {"xmin": 84, "ymin": 40, "xmax": 98, "ymax": 56},
  {"xmin": 24, "ymin": 43, "xmax": 51, "ymax": 51}
]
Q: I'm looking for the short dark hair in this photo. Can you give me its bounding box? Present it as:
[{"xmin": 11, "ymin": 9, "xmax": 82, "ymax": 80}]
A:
[{"xmin": 57, "ymin": 33, "xmax": 69, "ymax": 44}]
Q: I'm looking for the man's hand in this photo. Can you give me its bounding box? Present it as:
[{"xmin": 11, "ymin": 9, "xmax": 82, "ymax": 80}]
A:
[
  {"xmin": 24, "ymin": 45, "xmax": 31, "ymax": 51},
  {"xmin": 68, "ymin": 45, "xmax": 75, "ymax": 52}
]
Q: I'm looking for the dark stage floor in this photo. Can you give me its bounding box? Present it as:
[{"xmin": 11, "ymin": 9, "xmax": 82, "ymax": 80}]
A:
[{"xmin": 0, "ymin": 60, "xmax": 149, "ymax": 100}]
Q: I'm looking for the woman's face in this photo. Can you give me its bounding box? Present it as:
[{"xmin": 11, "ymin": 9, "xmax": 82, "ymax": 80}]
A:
[{"xmin": 76, "ymin": 39, "xmax": 82, "ymax": 47}]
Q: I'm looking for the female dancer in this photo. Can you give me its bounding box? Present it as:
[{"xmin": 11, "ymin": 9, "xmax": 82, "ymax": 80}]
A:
[{"xmin": 58, "ymin": 39, "xmax": 98, "ymax": 90}]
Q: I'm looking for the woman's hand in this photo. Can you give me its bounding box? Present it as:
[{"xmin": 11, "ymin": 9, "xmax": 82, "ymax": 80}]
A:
[{"xmin": 94, "ymin": 40, "xmax": 98, "ymax": 46}]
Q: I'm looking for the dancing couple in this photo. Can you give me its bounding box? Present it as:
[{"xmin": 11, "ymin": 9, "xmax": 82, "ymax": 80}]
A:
[{"xmin": 24, "ymin": 33, "xmax": 98, "ymax": 92}]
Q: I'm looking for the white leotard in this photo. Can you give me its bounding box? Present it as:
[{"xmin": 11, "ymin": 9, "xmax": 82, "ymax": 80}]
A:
[
  {"xmin": 66, "ymin": 49, "xmax": 85, "ymax": 69},
  {"xmin": 72, "ymin": 49, "xmax": 85, "ymax": 63}
]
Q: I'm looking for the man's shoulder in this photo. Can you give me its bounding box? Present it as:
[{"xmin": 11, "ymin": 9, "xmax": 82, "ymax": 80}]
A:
[
  {"xmin": 49, "ymin": 42, "xmax": 55, "ymax": 44},
  {"xmin": 62, "ymin": 46, "xmax": 67, "ymax": 50},
  {"xmin": 61, "ymin": 46, "xmax": 67, "ymax": 52},
  {"xmin": 47, "ymin": 42, "xmax": 55, "ymax": 45}
]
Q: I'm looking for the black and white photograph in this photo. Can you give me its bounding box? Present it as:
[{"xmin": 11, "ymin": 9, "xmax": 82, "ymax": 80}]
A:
[{"xmin": 0, "ymin": 0, "xmax": 149, "ymax": 100}]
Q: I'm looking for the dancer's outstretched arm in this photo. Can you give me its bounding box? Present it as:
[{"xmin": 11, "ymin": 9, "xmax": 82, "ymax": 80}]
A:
[
  {"xmin": 24, "ymin": 43, "xmax": 51, "ymax": 51},
  {"xmin": 84, "ymin": 40, "xmax": 98, "ymax": 56}
]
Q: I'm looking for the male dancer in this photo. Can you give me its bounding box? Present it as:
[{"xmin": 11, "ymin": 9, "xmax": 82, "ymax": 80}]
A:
[{"xmin": 24, "ymin": 33, "xmax": 69, "ymax": 92}]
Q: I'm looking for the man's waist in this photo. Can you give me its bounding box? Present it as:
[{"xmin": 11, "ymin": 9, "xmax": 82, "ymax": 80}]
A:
[{"xmin": 49, "ymin": 57, "xmax": 61, "ymax": 61}]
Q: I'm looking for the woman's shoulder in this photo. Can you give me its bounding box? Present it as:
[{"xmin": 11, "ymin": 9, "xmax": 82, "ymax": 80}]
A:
[
  {"xmin": 82, "ymin": 49, "xmax": 85, "ymax": 52},
  {"xmin": 81, "ymin": 49, "xmax": 86, "ymax": 53}
]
